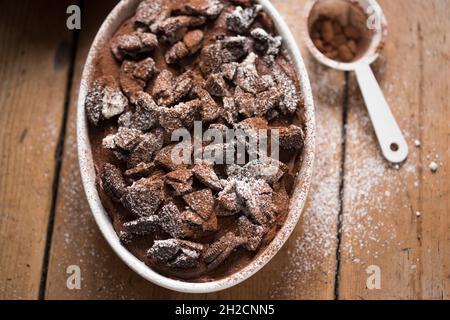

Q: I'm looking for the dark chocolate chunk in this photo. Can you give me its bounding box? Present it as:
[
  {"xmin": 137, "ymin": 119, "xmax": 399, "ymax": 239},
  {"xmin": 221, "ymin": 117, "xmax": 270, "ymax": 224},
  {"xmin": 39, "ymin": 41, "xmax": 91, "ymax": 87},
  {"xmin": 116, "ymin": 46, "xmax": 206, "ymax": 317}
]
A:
[
  {"xmin": 110, "ymin": 31, "xmax": 158, "ymax": 61},
  {"xmin": 226, "ymin": 5, "xmax": 262, "ymax": 34},
  {"xmin": 124, "ymin": 162, "xmax": 155, "ymax": 180},
  {"xmin": 123, "ymin": 215, "xmax": 160, "ymax": 235},
  {"xmin": 278, "ymin": 125, "xmax": 305, "ymax": 151},
  {"xmin": 192, "ymin": 164, "xmax": 222, "ymax": 190},
  {"xmin": 251, "ymin": 27, "xmax": 282, "ymax": 63},
  {"xmin": 183, "ymin": 189, "xmax": 215, "ymax": 220},
  {"xmin": 121, "ymin": 177, "xmax": 164, "ymax": 217},
  {"xmin": 238, "ymin": 216, "xmax": 265, "ymax": 251},
  {"xmin": 148, "ymin": 239, "xmax": 203, "ymax": 268},
  {"xmin": 100, "ymin": 163, "xmax": 127, "ymax": 201},
  {"xmin": 165, "ymin": 169, "xmax": 194, "ymax": 195},
  {"xmin": 203, "ymin": 232, "xmax": 246, "ymax": 270}
]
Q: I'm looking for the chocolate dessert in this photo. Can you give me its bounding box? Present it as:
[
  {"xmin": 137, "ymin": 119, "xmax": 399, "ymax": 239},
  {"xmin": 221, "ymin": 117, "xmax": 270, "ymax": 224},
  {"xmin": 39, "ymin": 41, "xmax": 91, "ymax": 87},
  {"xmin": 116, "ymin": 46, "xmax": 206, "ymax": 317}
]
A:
[{"xmin": 85, "ymin": 0, "xmax": 306, "ymax": 282}]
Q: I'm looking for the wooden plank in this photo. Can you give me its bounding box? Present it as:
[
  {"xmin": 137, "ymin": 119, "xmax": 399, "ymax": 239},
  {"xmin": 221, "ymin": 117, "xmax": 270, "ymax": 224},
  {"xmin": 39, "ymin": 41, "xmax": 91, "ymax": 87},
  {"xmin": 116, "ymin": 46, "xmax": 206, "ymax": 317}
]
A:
[
  {"xmin": 0, "ymin": 0, "xmax": 74, "ymax": 299},
  {"xmin": 337, "ymin": 0, "xmax": 450, "ymax": 299},
  {"xmin": 45, "ymin": 0, "xmax": 344, "ymax": 299}
]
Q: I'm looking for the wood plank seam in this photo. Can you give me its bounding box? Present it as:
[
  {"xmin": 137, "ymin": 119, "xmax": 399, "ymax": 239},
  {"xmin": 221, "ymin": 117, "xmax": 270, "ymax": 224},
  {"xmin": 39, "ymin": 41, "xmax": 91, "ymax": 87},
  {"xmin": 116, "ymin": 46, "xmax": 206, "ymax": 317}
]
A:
[
  {"xmin": 37, "ymin": 0, "xmax": 83, "ymax": 300},
  {"xmin": 333, "ymin": 72, "xmax": 350, "ymax": 300}
]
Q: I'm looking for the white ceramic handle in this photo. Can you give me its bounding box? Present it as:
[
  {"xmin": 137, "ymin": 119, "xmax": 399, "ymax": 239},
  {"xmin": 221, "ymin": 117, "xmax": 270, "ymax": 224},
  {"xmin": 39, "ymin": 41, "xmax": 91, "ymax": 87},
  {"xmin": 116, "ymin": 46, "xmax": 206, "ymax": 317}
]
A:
[{"xmin": 355, "ymin": 64, "xmax": 408, "ymax": 163}]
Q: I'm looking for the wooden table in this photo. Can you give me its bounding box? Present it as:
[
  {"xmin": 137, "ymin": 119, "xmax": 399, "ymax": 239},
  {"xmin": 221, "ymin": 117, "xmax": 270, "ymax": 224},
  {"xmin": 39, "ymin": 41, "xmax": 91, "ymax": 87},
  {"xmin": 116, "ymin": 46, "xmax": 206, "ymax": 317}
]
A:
[{"xmin": 0, "ymin": 0, "xmax": 448, "ymax": 300}]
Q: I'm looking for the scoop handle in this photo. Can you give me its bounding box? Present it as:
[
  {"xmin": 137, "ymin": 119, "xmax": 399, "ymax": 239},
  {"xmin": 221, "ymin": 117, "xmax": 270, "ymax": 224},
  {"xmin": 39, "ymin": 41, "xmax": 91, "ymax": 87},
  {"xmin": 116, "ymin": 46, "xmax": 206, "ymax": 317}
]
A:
[{"xmin": 355, "ymin": 64, "xmax": 408, "ymax": 163}]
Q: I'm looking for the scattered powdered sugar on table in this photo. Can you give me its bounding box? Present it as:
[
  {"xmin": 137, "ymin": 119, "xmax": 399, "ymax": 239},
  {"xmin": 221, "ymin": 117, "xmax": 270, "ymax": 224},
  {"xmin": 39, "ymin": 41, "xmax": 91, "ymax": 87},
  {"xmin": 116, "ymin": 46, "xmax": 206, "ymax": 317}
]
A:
[{"xmin": 269, "ymin": 64, "xmax": 432, "ymax": 298}]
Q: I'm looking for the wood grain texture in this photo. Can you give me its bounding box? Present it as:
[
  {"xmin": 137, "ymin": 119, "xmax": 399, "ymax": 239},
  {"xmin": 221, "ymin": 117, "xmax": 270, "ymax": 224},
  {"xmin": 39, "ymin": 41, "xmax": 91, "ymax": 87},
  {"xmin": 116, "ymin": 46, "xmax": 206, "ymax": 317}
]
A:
[
  {"xmin": 44, "ymin": 0, "xmax": 344, "ymax": 299},
  {"xmin": 337, "ymin": 0, "xmax": 449, "ymax": 300},
  {"xmin": 0, "ymin": 0, "xmax": 74, "ymax": 299}
]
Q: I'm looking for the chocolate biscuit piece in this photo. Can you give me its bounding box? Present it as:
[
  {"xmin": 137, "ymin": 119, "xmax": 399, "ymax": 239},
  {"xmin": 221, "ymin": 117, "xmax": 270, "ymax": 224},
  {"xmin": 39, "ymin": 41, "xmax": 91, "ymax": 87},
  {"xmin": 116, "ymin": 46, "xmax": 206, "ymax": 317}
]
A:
[
  {"xmin": 126, "ymin": 92, "xmax": 161, "ymax": 131},
  {"xmin": 121, "ymin": 177, "xmax": 164, "ymax": 217},
  {"xmin": 158, "ymin": 203, "xmax": 193, "ymax": 239},
  {"xmin": 123, "ymin": 215, "xmax": 160, "ymax": 236},
  {"xmin": 133, "ymin": 0, "xmax": 167, "ymax": 27},
  {"xmin": 183, "ymin": 29, "xmax": 204, "ymax": 54},
  {"xmin": 159, "ymin": 100, "xmax": 198, "ymax": 132},
  {"xmin": 165, "ymin": 169, "xmax": 194, "ymax": 195},
  {"xmin": 191, "ymin": 86, "xmax": 221, "ymax": 123},
  {"xmin": 120, "ymin": 57, "xmax": 157, "ymax": 99},
  {"xmin": 152, "ymin": 70, "xmax": 193, "ymax": 107},
  {"xmin": 102, "ymin": 127, "xmax": 143, "ymax": 153},
  {"xmin": 278, "ymin": 125, "xmax": 305, "ymax": 151},
  {"xmin": 234, "ymin": 86, "xmax": 255, "ymax": 118},
  {"xmin": 183, "ymin": 189, "xmax": 215, "ymax": 220},
  {"xmin": 148, "ymin": 239, "xmax": 203, "ymax": 268},
  {"xmin": 192, "ymin": 164, "xmax": 222, "ymax": 191},
  {"xmin": 234, "ymin": 53, "xmax": 267, "ymax": 94},
  {"xmin": 100, "ymin": 163, "xmax": 127, "ymax": 201},
  {"xmin": 217, "ymin": 192, "xmax": 242, "ymax": 216},
  {"xmin": 183, "ymin": 209, "xmax": 218, "ymax": 233},
  {"xmin": 124, "ymin": 162, "xmax": 155, "ymax": 180},
  {"xmin": 255, "ymin": 86, "xmax": 282, "ymax": 116},
  {"xmin": 221, "ymin": 62, "xmax": 239, "ymax": 81},
  {"xmin": 204, "ymin": 73, "xmax": 228, "ymax": 97},
  {"xmin": 226, "ymin": 5, "xmax": 262, "ymax": 34},
  {"xmin": 250, "ymin": 28, "xmax": 282, "ymax": 63},
  {"xmin": 235, "ymin": 178, "xmax": 275, "ymax": 225},
  {"xmin": 110, "ymin": 31, "xmax": 158, "ymax": 61},
  {"xmin": 199, "ymin": 36, "xmax": 250, "ymax": 76},
  {"xmin": 127, "ymin": 132, "xmax": 164, "ymax": 168},
  {"xmin": 165, "ymin": 42, "xmax": 189, "ymax": 64},
  {"xmin": 85, "ymin": 77, "xmax": 128, "ymax": 125},
  {"xmin": 155, "ymin": 144, "xmax": 191, "ymax": 171},
  {"xmin": 238, "ymin": 216, "xmax": 265, "ymax": 251},
  {"xmin": 152, "ymin": 15, "xmax": 206, "ymax": 45},
  {"xmin": 203, "ymin": 232, "xmax": 246, "ymax": 270},
  {"xmin": 223, "ymin": 96, "xmax": 238, "ymax": 124},
  {"xmin": 174, "ymin": 0, "xmax": 224, "ymax": 19},
  {"xmin": 273, "ymin": 66, "xmax": 299, "ymax": 115}
]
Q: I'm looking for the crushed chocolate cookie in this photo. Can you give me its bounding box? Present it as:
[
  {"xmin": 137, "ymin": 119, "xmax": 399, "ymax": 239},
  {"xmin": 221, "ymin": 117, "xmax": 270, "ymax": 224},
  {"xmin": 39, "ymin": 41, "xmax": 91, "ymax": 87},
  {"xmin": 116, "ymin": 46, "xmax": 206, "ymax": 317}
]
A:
[
  {"xmin": 192, "ymin": 164, "xmax": 223, "ymax": 191},
  {"xmin": 278, "ymin": 125, "xmax": 305, "ymax": 151},
  {"xmin": 238, "ymin": 216, "xmax": 265, "ymax": 251},
  {"xmin": 183, "ymin": 189, "xmax": 215, "ymax": 220},
  {"xmin": 121, "ymin": 177, "xmax": 164, "ymax": 217},
  {"xmin": 203, "ymin": 232, "xmax": 246, "ymax": 270},
  {"xmin": 148, "ymin": 239, "xmax": 203, "ymax": 269},
  {"xmin": 124, "ymin": 162, "xmax": 155, "ymax": 180},
  {"xmin": 85, "ymin": 77, "xmax": 128, "ymax": 125},
  {"xmin": 155, "ymin": 144, "xmax": 190, "ymax": 171},
  {"xmin": 251, "ymin": 27, "xmax": 282, "ymax": 63},
  {"xmin": 100, "ymin": 163, "xmax": 127, "ymax": 201},
  {"xmin": 111, "ymin": 31, "xmax": 158, "ymax": 61},
  {"xmin": 127, "ymin": 132, "xmax": 164, "ymax": 168},
  {"xmin": 204, "ymin": 73, "xmax": 228, "ymax": 97},
  {"xmin": 226, "ymin": 5, "xmax": 262, "ymax": 34},
  {"xmin": 273, "ymin": 66, "xmax": 299, "ymax": 115},
  {"xmin": 123, "ymin": 215, "xmax": 160, "ymax": 235},
  {"xmin": 234, "ymin": 53, "xmax": 267, "ymax": 94},
  {"xmin": 158, "ymin": 203, "xmax": 193, "ymax": 238},
  {"xmin": 199, "ymin": 36, "xmax": 250, "ymax": 76},
  {"xmin": 152, "ymin": 15, "xmax": 206, "ymax": 45},
  {"xmin": 165, "ymin": 168, "xmax": 194, "ymax": 195},
  {"xmin": 152, "ymin": 70, "xmax": 193, "ymax": 107},
  {"xmin": 133, "ymin": 0, "xmax": 167, "ymax": 28}
]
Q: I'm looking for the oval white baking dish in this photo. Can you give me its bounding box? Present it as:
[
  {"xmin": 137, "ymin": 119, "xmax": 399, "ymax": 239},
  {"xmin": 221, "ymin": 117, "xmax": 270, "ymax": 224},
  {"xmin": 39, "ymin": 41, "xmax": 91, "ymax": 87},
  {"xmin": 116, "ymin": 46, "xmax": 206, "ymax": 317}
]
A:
[{"xmin": 77, "ymin": 0, "xmax": 315, "ymax": 293}]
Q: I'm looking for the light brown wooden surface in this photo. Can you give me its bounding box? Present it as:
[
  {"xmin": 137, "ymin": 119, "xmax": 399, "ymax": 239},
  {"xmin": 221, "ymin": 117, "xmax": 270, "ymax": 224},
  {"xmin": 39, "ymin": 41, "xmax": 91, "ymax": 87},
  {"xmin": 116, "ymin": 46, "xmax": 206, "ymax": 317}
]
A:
[
  {"xmin": 337, "ymin": 0, "xmax": 450, "ymax": 300},
  {"xmin": 0, "ymin": 0, "xmax": 73, "ymax": 299},
  {"xmin": 0, "ymin": 0, "xmax": 448, "ymax": 300}
]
